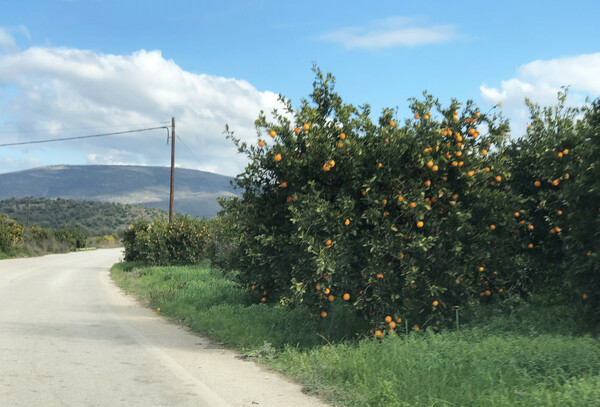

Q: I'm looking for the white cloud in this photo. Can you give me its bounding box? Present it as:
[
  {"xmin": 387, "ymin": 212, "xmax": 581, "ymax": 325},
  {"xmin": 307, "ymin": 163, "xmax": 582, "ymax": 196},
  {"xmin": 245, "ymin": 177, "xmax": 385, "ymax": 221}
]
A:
[
  {"xmin": 319, "ymin": 16, "xmax": 459, "ymax": 50},
  {"xmin": 480, "ymin": 53, "xmax": 600, "ymax": 130},
  {"xmin": 0, "ymin": 46, "xmax": 283, "ymax": 176},
  {"xmin": 0, "ymin": 28, "xmax": 17, "ymax": 52}
]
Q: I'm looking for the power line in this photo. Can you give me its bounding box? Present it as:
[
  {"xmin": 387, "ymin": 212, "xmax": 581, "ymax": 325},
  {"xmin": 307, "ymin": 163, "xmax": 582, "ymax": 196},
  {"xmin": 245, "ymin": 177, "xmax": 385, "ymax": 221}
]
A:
[
  {"xmin": 0, "ymin": 126, "xmax": 170, "ymax": 147},
  {"xmin": 0, "ymin": 121, "xmax": 171, "ymax": 135}
]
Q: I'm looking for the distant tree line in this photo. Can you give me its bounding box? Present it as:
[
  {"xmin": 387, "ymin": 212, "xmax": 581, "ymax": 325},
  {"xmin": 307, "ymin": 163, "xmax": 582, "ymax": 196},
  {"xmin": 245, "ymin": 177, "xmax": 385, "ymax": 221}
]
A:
[{"xmin": 0, "ymin": 197, "xmax": 167, "ymax": 237}]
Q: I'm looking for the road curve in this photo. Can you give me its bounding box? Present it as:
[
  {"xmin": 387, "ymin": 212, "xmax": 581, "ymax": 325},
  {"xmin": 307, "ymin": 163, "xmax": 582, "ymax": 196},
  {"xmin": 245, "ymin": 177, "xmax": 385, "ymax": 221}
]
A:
[{"xmin": 0, "ymin": 249, "xmax": 328, "ymax": 407}]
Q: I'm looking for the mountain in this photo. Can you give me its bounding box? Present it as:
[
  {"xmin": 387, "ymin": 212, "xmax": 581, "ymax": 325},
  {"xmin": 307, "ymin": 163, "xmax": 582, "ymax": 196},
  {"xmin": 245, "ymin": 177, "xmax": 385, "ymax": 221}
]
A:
[{"xmin": 0, "ymin": 165, "xmax": 237, "ymax": 218}]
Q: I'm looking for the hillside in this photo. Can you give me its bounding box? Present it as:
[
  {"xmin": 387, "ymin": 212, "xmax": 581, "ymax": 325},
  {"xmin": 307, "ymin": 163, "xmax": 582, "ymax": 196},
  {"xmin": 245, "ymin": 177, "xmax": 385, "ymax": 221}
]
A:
[
  {"xmin": 0, "ymin": 165, "xmax": 236, "ymax": 218},
  {"xmin": 0, "ymin": 197, "xmax": 168, "ymax": 236}
]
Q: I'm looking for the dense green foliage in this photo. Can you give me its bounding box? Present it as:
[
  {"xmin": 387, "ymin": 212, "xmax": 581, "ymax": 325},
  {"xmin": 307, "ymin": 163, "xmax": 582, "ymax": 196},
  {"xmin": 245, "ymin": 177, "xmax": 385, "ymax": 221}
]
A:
[
  {"xmin": 0, "ymin": 214, "xmax": 87, "ymax": 257},
  {"xmin": 122, "ymin": 215, "xmax": 211, "ymax": 265},
  {"xmin": 112, "ymin": 262, "xmax": 600, "ymax": 407},
  {"xmin": 213, "ymin": 70, "xmax": 599, "ymax": 330},
  {"xmin": 0, "ymin": 197, "xmax": 167, "ymax": 236}
]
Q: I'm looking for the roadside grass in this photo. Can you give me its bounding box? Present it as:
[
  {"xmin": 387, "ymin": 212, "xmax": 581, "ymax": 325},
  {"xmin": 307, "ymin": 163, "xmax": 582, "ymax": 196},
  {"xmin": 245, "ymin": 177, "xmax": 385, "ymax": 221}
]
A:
[{"xmin": 111, "ymin": 262, "xmax": 600, "ymax": 407}]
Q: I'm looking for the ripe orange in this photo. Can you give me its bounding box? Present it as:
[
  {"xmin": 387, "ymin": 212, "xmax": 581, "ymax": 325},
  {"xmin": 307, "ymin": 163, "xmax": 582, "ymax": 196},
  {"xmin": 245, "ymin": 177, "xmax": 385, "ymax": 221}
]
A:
[
  {"xmin": 316, "ymin": 284, "xmax": 320, "ymax": 291},
  {"xmin": 481, "ymin": 149, "xmax": 488, "ymax": 156},
  {"xmin": 339, "ymin": 133, "xmax": 346, "ymax": 140},
  {"xmin": 564, "ymin": 173, "xmax": 570, "ymax": 179},
  {"xmin": 409, "ymin": 202, "xmax": 417, "ymax": 208},
  {"xmin": 456, "ymin": 135, "xmax": 463, "ymax": 143},
  {"xmin": 479, "ymin": 266, "xmax": 485, "ymax": 272},
  {"xmin": 389, "ymin": 321, "xmax": 397, "ymax": 329},
  {"xmin": 427, "ymin": 160, "xmax": 434, "ymax": 168},
  {"xmin": 424, "ymin": 180, "xmax": 431, "ymax": 187},
  {"xmin": 337, "ymin": 142, "xmax": 343, "ymax": 148},
  {"xmin": 157, "ymin": 308, "xmax": 161, "ymax": 312},
  {"xmin": 563, "ymin": 148, "xmax": 569, "ymax": 155},
  {"xmin": 414, "ymin": 324, "xmax": 420, "ymax": 331},
  {"xmin": 269, "ymin": 130, "xmax": 276, "ymax": 138},
  {"xmin": 495, "ymin": 175, "xmax": 502, "ymax": 182},
  {"xmin": 384, "ymin": 315, "xmax": 392, "ymax": 323},
  {"xmin": 389, "ymin": 120, "xmax": 395, "ymax": 127},
  {"xmin": 557, "ymin": 210, "xmax": 563, "ymax": 215},
  {"xmin": 344, "ymin": 218, "xmax": 350, "ymax": 226},
  {"xmin": 280, "ymin": 182, "xmax": 288, "ymax": 188},
  {"xmin": 455, "ymin": 151, "xmax": 463, "ymax": 157},
  {"xmin": 397, "ymin": 195, "xmax": 404, "ymax": 202},
  {"xmin": 261, "ymin": 297, "xmax": 267, "ymax": 303},
  {"xmin": 375, "ymin": 330, "xmax": 384, "ymax": 338},
  {"xmin": 321, "ymin": 311, "xmax": 327, "ymax": 318},
  {"xmin": 328, "ymin": 295, "xmax": 334, "ymax": 302},
  {"xmin": 452, "ymin": 161, "xmax": 458, "ymax": 167},
  {"xmin": 476, "ymin": 112, "xmax": 481, "ymax": 118},
  {"xmin": 416, "ymin": 221, "xmax": 424, "ymax": 228},
  {"xmin": 323, "ymin": 288, "xmax": 330, "ymax": 295},
  {"xmin": 528, "ymin": 225, "xmax": 534, "ymax": 230},
  {"xmin": 251, "ymin": 285, "xmax": 256, "ymax": 291},
  {"xmin": 384, "ymin": 137, "xmax": 389, "ymax": 143},
  {"xmin": 534, "ymin": 180, "xmax": 541, "ymax": 187},
  {"xmin": 376, "ymin": 273, "xmax": 384, "ymax": 279},
  {"xmin": 258, "ymin": 140, "xmax": 265, "ymax": 147},
  {"xmin": 499, "ymin": 289, "xmax": 504, "ymax": 293},
  {"xmin": 552, "ymin": 179, "xmax": 559, "ymax": 186},
  {"xmin": 378, "ymin": 162, "xmax": 383, "ymax": 168},
  {"xmin": 325, "ymin": 239, "xmax": 332, "ymax": 247},
  {"xmin": 485, "ymin": 290, "xmax": 491, "ymax": 296},
  {"xmin": 467, "ymin": 170, "xmax": 475, "ymax": 177},
  {"xmin": 557, "ymin": 152, "xmax": 563, "ymax": 158},
  {"xmin": 323, "ymin": 163, "xmax": 331, "ymax": 171},
  {"xmin": 432, "ymin": 165, "xmax": 439, "ymax": 172},
  {"xmin": 274, "ymin": 153, "xmax": 282, "ymax": 162},
  {"xmin": 294, "ymin": 127, "xmax": 301, "ymax": 134},
  {"xmin": 489, "ymin": 224, "xmax": 496, "ymax": 230},
  {"xmin": 582, "ymin": 293, "xmax": 588, "ymax": 300},
  {"xmin": 453, "ymin": 114, "xmax": 458, "ymax": 120},
  {"xmin": 468, "ymin": 128, "xmax": 475, "ymax": 136},
  {"xmin": 528, "ymin": 243, "xmax": 534, "ymax": 249},
  {"xmin": 514, "ymin": 212, "xmax": 520, "ymax": 217},
  {"xmin": 414, "ymin": 113, "xmax": 420, "ymax": 120},
  {"xmin": 303, "ymin": 123, "xmax": 310, "ymax": 131},
  {"xmin": 343, "ymin": 293, "xmax": 350, "ymax": 301},
  {"xmin": 432, "ymin": 300, "xmax": 439, "ymax": 307}
]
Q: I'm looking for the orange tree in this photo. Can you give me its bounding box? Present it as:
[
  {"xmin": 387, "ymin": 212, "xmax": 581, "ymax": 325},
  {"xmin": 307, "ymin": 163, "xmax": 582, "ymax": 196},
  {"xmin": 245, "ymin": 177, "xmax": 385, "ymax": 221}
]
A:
[
  {"xmin": 221, "ymin": 68, "xmax": 523, "ymax": 332},
  {"xmin": 562, "ymin": 98, "xmax": 600, "ymax": 318},
  {"xmin": 505, "ymin": 91, "xmax": 586, "ymax": 300}
]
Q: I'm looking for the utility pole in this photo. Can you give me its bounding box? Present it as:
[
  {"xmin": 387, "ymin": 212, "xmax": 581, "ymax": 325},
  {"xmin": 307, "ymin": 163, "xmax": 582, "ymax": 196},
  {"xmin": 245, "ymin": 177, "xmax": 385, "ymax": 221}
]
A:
[{"xmin": 169, "ymin": 117, "xmax": 175, "ymax": 222}]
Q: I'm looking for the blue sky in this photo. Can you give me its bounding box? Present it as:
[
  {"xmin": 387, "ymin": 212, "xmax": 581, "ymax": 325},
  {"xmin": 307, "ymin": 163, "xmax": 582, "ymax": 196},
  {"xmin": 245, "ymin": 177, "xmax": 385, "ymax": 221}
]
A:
[{"xmin": 0, "ymin": 0, "xmax": 599, "ymax": 176}]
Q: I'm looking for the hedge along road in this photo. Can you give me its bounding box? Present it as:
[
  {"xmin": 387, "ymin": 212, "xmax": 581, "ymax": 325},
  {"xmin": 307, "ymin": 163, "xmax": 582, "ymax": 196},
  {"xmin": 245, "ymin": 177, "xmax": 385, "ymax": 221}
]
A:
[{"xmin": 0, "ymin": 249, "xmax": 328, "ymax": 407}]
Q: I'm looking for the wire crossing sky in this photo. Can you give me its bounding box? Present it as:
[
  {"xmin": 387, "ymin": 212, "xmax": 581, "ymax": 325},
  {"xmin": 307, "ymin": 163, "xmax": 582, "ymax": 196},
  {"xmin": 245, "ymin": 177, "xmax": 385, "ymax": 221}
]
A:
[{"xmin": 0, "ymin": 0, "xmax": 598, "ymax": 176}]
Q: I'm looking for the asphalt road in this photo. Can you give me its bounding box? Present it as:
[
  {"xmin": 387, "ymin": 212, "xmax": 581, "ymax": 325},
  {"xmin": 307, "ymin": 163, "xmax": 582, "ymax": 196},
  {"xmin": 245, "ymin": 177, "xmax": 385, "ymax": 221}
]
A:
[{"xmin": 0, "ymin": 249, "xmax": 328, "ymax": 407}]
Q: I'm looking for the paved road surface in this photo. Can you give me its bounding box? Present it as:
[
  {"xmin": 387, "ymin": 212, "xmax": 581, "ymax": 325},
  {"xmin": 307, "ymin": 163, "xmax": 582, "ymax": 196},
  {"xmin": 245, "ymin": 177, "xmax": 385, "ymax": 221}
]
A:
[{"xmin": 0, "ymin": 249, "xmax": 328, "ymax": 407}]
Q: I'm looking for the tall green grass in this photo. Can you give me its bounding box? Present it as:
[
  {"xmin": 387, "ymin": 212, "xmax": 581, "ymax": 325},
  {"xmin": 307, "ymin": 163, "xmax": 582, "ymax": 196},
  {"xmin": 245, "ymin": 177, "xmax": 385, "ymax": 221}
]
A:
[{"xmin": 111, "ymin": 262, "xmax": 600, "ymax": 407}]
